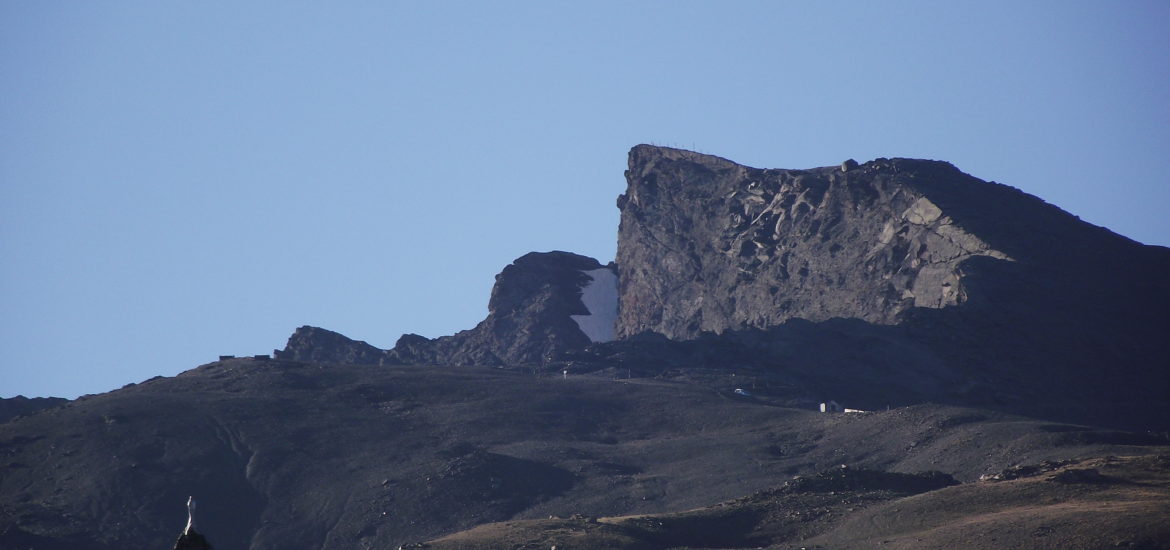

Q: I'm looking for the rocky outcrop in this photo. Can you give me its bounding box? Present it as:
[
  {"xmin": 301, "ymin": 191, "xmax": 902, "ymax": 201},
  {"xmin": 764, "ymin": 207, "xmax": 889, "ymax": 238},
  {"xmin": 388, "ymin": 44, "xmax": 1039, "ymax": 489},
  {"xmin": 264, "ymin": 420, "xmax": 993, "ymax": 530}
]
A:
[
  {"xmin": 268, "ymin": 145, "xmax": 1168, "ymax": 429},
  {"xmin": 615, "ymin": 145, "xmax": 1170, "ymax": 342},
  {"xmin": 275, "ymin": 252, "xmax": 617, "ymax": 367},
  {"xmin": 5, "ymin": 147, "xmax": 1170, "ymax": 550},
  {"xmin": 274, "ymin": 326, "xmax": 393, "ymax": 365},
  {"xmin": 609, "ymin": 145, "xmax": 1170, "ymax": 428},
  {"xmin": 616, "ymin": 146, "xmax": 1018, "ymax": 338},
  {"xmin": 390, "ymin": 251, "xmax": 616, "ymax": 366}
]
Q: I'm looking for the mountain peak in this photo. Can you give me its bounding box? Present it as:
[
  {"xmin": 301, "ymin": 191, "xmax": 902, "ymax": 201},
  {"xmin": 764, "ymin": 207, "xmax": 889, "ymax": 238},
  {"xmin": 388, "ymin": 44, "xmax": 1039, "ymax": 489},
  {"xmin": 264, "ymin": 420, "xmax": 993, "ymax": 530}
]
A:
[
  {"xmin": 617, "ymin": 150, "xmax": 1013, "ymax": 337},
  {"xmin": 615, "ymin": 147, "xmax": 1162, "ymax": 339},
  {"xmin": 271, "ymin": 145, "xmax": 1168, "ymax": 429}
]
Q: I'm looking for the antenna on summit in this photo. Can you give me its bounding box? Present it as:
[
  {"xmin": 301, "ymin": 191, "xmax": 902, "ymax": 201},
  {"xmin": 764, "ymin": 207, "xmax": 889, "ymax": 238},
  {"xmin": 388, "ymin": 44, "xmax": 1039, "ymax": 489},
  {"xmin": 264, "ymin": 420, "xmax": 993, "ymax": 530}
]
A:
[
  {"xmin": 185, "ymin": 496, "xmax": 196, "ymax": 535},
  {"xmin": 172, "ymin": 495, "xmax": 212, "ymax": 549}
]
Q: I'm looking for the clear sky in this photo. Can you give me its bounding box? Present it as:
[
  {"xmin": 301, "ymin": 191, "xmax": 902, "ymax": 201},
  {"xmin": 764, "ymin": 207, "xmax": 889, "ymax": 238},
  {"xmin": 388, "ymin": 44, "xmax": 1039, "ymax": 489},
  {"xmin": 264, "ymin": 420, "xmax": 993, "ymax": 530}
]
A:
[{"xmin": 3, "ymin": 1, "xmax": 1168, "ymax": 399}]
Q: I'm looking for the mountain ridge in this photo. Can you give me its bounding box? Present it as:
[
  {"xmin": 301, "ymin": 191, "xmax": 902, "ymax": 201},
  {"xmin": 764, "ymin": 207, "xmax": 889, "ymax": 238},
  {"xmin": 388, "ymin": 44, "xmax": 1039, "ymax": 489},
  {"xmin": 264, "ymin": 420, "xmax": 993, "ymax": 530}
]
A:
[
  {"xmin": 271, "ymin": 145, "xmax": 1170, "ymax": 431},
  {"xmin": 3, "ymin": 145, "xmax": 1168, "ymax": 549}
]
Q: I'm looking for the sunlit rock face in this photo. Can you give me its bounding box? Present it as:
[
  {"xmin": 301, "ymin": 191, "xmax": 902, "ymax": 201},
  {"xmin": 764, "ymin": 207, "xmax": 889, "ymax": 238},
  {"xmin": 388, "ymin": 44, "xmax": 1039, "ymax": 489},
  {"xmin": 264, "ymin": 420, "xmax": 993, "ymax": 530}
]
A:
[{"xmin": 615, "ymin": 146, "xmax": 1019, "ymax": 339}]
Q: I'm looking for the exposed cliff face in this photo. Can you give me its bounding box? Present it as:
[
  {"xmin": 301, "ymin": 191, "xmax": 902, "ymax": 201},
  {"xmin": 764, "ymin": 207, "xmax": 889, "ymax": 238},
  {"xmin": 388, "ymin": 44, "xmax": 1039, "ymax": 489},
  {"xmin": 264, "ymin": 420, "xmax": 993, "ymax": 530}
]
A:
[
  {"xmin": 272, "ymin": 145, "xmax": 1168, "ymax": 428},
  {"xmin": 616, "ymin": 146, "xmax": 1013, "ymax": 338},
  {"xmin": 5, "ymin": 145, "xmax": 1170, "ymax": 550},
  {"xmin": 615, "ymin": 145, "xmax": 1166, "ymax": 341},
  {"xmin": 607, "ymin": 145, "xmax": 1170, "ymax": 429}
]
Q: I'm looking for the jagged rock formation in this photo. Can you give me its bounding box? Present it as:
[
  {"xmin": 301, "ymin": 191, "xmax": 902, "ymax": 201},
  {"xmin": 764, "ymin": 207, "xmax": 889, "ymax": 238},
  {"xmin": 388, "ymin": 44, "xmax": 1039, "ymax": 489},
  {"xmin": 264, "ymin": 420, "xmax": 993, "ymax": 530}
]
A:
[
  {"xmin": 3, "ymin": 145, "xmax": 1170, "ymax": 549},
  {"xmin": 618, "ymin": 148, "xmax": 959, "ymax": 336},
  {"xmin": 274, "ymin": 251, "xmax": 617, "ymax": 367},
  {"xmin": 268, "ymin": 146, "xmax": 1169, "ymax": 429},
  {"xmin": 615, "ymin": 145, "xmax": 1163, "ymax": 338},
  {"xmin": 606, "ymin": 145, "xmax": 1170, "ymax": 429}
]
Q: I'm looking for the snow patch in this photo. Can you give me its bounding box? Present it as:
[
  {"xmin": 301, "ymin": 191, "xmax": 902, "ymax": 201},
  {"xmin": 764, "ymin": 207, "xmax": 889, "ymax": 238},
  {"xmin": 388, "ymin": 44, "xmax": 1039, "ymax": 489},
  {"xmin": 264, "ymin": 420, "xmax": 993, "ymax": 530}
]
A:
[{"xmin": 571, "ymin": 267, "xmax": 617, "ymax": 343}]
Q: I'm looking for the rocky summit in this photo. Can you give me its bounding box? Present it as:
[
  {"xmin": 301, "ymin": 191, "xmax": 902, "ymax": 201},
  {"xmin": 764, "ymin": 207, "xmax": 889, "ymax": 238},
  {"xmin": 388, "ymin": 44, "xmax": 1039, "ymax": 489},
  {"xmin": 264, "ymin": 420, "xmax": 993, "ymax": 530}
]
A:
[
  {"xmin": 616, "ymin": 147, "xmax": 1015, "ymax": 335},
  {"xmin": 2, "ymin": 145, "xmax": 1168, "ymax": 549},
  {"xmin": 277, "ymin": 145, "xmax": 1169, "ymax": 431},
  {"xmin": 616, "ymin": 146, "xmax": 1170, "ymax": 341},
  {"xmin": 609, "ymin": 146, "xmax": 1170, "ymax": 431}
]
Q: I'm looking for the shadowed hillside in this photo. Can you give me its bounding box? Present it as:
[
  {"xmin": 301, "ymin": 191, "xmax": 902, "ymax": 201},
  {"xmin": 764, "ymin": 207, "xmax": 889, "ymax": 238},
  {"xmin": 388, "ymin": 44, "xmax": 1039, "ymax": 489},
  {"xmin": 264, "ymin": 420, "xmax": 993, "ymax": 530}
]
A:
[{"xmin": 3, "ymin": 359, "xmax": 1167, "ymax": 548}]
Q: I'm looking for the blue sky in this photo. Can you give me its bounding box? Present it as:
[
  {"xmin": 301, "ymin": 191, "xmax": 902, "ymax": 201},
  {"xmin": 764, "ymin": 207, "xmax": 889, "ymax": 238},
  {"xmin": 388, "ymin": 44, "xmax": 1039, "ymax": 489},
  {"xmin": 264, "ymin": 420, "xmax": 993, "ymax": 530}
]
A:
[{"xmin": 3, "ymin": 1, "xmax": 1168, "ymax": 399}]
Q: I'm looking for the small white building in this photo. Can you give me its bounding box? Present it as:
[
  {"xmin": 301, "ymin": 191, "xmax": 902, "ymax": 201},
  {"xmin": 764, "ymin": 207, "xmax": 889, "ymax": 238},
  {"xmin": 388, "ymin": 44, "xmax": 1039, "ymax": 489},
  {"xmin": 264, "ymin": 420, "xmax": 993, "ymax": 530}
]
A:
[{"xmin": 820, "ymin": 400, "xmax": 842, "ymax": 413}]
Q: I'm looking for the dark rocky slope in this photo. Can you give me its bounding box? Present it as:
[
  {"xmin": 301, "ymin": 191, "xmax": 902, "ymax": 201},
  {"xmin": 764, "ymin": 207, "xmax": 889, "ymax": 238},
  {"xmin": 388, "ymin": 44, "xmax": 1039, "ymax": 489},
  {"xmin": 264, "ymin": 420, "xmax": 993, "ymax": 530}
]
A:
[
  {"xmin": 426, "ymin": 454, "xmax": 1170, "ymax": 550},
  {"xmin": 0, "ymin": 396, "xmax": 67, "ymax": 424},
  {"xmin": 4, "ymin": 145, "xmax": 1168, "ymax": 549},
  {"xmin": 2, "ymin": 359, "xmax": 1166, "ymax": 549}
]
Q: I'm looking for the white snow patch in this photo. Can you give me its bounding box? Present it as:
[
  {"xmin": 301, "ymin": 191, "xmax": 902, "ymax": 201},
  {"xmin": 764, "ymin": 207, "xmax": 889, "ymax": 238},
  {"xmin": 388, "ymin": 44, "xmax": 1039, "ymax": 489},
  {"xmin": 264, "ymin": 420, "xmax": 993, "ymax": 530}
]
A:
[{"xmin": 571, "ymin": 267, "xmax": 618, "ymax": 343}]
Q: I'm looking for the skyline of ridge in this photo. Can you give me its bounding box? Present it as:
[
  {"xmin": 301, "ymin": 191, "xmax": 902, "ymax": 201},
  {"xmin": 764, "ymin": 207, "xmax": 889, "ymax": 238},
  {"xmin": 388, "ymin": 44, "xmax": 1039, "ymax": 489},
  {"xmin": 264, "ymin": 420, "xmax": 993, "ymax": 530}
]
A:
[{"xmin": 3, "ymin": 1, "xmax": 1168, "ymax": 399}]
